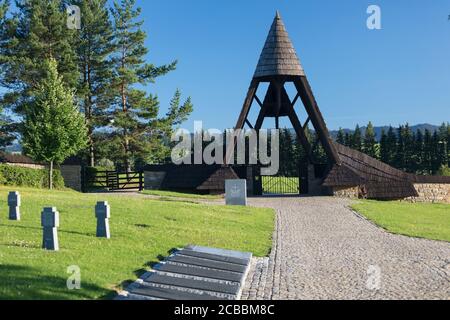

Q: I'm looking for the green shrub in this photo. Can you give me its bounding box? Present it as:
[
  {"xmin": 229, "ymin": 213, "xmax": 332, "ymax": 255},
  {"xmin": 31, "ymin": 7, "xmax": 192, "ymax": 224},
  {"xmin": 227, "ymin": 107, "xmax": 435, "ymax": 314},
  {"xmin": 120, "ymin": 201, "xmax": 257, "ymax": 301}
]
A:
[
  {"xmin": 0, "ymin": 164, "xmax": 65, "ymax": 189},
  {"xmin": 437, "ymin": 165, "xmax": 450, "ymax": 177}
]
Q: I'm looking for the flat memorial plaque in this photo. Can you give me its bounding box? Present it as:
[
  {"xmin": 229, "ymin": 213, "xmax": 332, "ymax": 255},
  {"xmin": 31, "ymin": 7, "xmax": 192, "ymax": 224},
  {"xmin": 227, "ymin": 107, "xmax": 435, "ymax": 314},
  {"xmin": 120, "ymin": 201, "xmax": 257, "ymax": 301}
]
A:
[
  {"xmin": 156, "ymin": 263, "xmax": 243, "ymax": 283},
  {"xmin": 144, "ymin": 273, "xmax": 239, "ymax": 295},
  {"xmin": 177, "ymin": 249, "xmax": 249, "ymax": 266},
  {"xmin": 168, "ymin": 255, "xmax": 247, "ymax": 273},
  {"xmin": 225, "ymin": 179, "xmax": 247, "ymax": 206}
]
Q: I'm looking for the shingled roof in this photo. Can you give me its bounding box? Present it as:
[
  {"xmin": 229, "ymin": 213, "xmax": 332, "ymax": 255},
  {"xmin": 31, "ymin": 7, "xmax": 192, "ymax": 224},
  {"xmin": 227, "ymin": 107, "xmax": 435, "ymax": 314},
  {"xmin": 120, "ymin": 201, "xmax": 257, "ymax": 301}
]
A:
[
  {"xmin": 323, "ymin": 143, "xmax": 450, "ymax": 199},
  {"xmin": 253, "ymin": 11, "xmax": 305, "ymax": 79},
  {"xmin": 323, "ymin": 143, "xmax": 419, "ymax": 199},
  {"xmin": 0, "ymin": 152, "xmax": 37, "ymax": 164}
]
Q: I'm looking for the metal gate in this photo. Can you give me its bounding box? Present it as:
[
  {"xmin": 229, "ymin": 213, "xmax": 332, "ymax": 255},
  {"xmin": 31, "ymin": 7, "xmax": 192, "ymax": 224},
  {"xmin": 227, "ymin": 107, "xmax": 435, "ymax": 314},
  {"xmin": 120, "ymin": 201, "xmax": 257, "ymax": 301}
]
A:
[
  {"xmin": 261, "ymin": 175, "xmax": 300, "ymax": 195},
  {"xmin": 83, "ymin": 170, "xmax": 143, "ymax": 192}
]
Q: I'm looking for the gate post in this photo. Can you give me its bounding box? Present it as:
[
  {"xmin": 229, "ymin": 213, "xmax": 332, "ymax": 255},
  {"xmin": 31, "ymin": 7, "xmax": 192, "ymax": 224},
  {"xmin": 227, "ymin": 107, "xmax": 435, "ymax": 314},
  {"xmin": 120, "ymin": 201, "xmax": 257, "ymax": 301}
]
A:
[
  {"xmin": 299, "ymin": 163, "xmax": 309, "ymax": 194},
  {"xmin": 139, "ymin": 171, "xmax": 143, "ymax": 191}
]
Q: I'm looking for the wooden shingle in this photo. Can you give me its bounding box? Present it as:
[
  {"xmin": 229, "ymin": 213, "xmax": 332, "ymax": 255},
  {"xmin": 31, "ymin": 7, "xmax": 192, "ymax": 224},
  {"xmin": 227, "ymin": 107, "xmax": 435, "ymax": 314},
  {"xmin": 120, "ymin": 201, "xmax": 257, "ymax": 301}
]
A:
[{"xmin": 253, "ymin": 11, "xmax": 305, "ymax": 78}]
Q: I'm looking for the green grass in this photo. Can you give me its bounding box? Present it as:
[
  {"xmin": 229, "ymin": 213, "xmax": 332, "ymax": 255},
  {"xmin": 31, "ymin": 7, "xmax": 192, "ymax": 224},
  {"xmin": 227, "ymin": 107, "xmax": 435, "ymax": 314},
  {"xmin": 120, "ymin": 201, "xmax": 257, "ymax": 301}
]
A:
[
  {"xmin": 141, "ymin": 189, "xmax": 222, "ymax": 200},
  {"xmin": 0, "ymin": 186, "xmax": 274, "ymax": 300},
  {"xmin": 352, "ymin": 200, "xmax": 450, "ymax": 242}
]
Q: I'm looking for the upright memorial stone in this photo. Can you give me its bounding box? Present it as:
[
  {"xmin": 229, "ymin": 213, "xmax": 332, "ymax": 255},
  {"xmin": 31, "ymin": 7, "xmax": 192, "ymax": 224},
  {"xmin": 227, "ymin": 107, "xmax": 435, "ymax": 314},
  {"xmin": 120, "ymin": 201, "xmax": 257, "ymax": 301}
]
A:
[
  {"xmin": 95, "ymin": 201, "xmax": 110, "ymax": 238},
  {"xmin": 41, "ymin": 207, "xmax": 59, "ymax": 251},
  {"xmin": 8, "ymin": 191, "xmax": 21, "ymax": 221},
  {"xmin": 225, "ymin": 180, "xmax": 247, "ymax": 206}
]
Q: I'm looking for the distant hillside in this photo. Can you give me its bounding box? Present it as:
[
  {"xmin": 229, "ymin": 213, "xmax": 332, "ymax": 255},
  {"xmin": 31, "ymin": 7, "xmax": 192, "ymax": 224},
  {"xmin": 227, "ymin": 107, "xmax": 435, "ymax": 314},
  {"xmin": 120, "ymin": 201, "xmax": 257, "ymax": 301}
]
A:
[
  {"xmin": 328, "ymin": 124, "xmax": 441, "ymax": 141},
  {"xmin": 4, "ymin": 142, "xmax": 22, "ymax": 153},
  {"xmin": 285, "ymin": 124, "xmax": 442, "ymax": 142}
]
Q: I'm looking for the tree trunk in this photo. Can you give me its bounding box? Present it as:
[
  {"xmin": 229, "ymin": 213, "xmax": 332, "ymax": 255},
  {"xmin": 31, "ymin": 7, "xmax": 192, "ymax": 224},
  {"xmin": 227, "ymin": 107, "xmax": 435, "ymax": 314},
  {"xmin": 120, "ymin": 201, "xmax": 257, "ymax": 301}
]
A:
[
  {"xmin": 49, "ymin": 160, "xmax": 54, "ymax": 190},
  {"xmin": 88, "ymin": 128, "xmax": 94, "ymax": 167}
]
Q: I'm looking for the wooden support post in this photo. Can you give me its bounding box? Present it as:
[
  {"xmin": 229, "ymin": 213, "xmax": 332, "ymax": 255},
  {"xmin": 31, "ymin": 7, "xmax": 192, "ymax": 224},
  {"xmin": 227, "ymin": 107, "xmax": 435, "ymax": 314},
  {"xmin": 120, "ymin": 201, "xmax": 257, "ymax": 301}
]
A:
[{"xmin": 294, "ymin": 77, "xmax": 341, "ymax": 165}]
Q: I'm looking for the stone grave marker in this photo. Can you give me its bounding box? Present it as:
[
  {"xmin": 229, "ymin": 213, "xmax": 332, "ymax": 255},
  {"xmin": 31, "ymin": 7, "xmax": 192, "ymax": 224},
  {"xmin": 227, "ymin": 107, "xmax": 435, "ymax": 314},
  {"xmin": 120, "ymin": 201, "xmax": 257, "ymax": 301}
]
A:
[
  {"xmin": 41, "ymin": 207, "xmax": 59, "ymax": 251},
  {"xmin": 8, "ymin": 191, "xmax": 21, "ymax": 221},
  {"xmin": 225, "ymin": 179, "xmax": 247, "ymax": 206},
  {"xmin": 95, "ymin": 201, "xmax": 110, "ymax": 238}
]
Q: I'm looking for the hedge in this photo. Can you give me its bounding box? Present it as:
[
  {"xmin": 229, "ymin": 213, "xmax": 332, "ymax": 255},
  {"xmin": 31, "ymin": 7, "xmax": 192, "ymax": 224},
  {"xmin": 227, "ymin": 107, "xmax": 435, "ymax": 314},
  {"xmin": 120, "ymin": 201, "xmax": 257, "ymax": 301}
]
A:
[{"xmin": 0, "ymin": 164, "xmax": 65, "ymax": 189}]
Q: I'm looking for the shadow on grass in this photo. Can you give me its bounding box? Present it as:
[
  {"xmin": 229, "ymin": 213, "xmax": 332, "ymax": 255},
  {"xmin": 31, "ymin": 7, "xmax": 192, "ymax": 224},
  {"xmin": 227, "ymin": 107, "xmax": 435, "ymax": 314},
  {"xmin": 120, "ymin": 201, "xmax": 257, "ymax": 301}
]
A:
[
  {"xmin": 117, "ymin": 248, "xmax": 179, "ymax": 293},
  {"xmin": 0, "ymin": 264, "xmax": 111, "ymax": 300},
  {"xmin": 0, "ymin": 224, "xmax": 95, "ymax": 237}
]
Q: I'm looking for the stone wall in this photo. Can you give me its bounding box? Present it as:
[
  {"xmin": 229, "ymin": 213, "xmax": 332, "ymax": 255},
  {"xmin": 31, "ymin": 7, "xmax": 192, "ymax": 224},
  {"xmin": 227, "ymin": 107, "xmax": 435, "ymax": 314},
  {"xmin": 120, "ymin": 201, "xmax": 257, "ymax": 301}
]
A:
[
  {"xmin": 331, "ymin": 186, "xmax": 359, "ymax": 199},
  {"xmin": 407, "ymin": 183, "xmax": 450, "ymax": 204},
  {"xmin": 60, "ymin": 165, "xmax": 82, "ymax": 191},
  {"xmin": 144, "ymin": 171, "xmax": 166, "ymax": 190},
  {"xmin": 5, "ymin": 162, "xmax": 46, "ymax": 170}
]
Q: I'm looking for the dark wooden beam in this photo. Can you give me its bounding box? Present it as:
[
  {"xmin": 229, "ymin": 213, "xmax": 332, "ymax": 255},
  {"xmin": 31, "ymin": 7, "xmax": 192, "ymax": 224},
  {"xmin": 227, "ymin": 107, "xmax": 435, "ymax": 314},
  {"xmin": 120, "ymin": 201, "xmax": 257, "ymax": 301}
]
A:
[
  {"xmin": 234, "ymin": 80, "xmax": 259, "ymax": 131},
  {"xmin": 275, "ymin": 117, "xmax": 279, "ymax": 129},
  {"xmin": 286, "ymin": 106, "xmax": 313, "ymax": 161},
  {"xmin": 245, "ymin": 119, "xmax": 254, "ymax": 129},
  {"xmin": 302, "ymin": 117, "xmax": 310, "ymax": 131},
  {"xmin": 254, "ymin": 106, "xmax": 267, "ymax": 130},
  {"xmin": 291, "ymin": 92, "xmax": 300, "ymax": 107},
  {"xmin": 225, "ymin": 80, "xmax": 259, "ymax": 165},
  {"xmin": 294, "ymin": 77, "xmax": 341, "ymax": 165},
  {"xmin": 254, "ymin": 94, "xmax": 263, "ymax": 108}
]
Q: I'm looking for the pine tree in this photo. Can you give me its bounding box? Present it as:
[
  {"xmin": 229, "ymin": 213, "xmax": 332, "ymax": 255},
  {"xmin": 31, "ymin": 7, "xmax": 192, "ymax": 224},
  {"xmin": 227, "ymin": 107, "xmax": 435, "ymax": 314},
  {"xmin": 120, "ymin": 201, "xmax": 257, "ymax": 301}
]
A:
[
  {"xmin": 108, "ymin": 0, "xmax": 192, "ymax": 170},
  {"xmin": 403, "ymin": 124, "xmax": 415, "ymax": 172},
  {"xmin": 414, "ymin": 129, "xmax": 424, "ymax": 174},
  {"xmin": 336, "ymin": 128, "xmax": 345, "ymax": 145},
  {"xmin": 344, "ymin": 132, "xmax": 351, "ymax": 147},
  {"xmin": 74, "ymin": 0, "xmax": 114, "ymax": 167},
  {"xmin": 437, "ymin": 122, "xmax": 449, "ymax": 168},
  {"xmin": 385, "ymin": 126, "xmax": 397, "ymax": 166},
  {"xmin": 0, "ymin": 0, "xmax": 14, "ymax": 148},
  {"xmin": 380, "ymin": 129, "xmax": 389, "ymax": 163},
  {"xmin": 0, "ymin": 0, "xmax": 79, "ymax": 132},
  {"xmin": 351, "ymin": 124, "xmax": 362, "ymax": 151},
  {"xmin": 363, "ymin": 121, "xmax": 377, "ymax": 158},
  {"xmin": 422, "ymin": 129, "xmax": 433, "ymax": 174},
  {"xmin": 22, "ymin": 59, "xmax": 87, "ymax": 189},
  {"xmin": 431, "ymin": 131, "xmax": 442, "ymax": 174}
]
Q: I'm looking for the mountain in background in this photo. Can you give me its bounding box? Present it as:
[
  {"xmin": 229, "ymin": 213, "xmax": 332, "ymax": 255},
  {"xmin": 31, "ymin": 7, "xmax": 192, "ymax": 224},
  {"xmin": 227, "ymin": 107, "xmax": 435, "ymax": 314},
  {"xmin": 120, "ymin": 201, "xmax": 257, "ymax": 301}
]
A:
[
  {"xmin": 328, "ymin": 123, "xmax": 441, "ymax": 141},
  {"xmin": 2, "ymin": 124, "xmax": 444, "ymax": 154},
  {"xmin": 4, "ymin": 142, "xmax": 22, "ymax": 153}
]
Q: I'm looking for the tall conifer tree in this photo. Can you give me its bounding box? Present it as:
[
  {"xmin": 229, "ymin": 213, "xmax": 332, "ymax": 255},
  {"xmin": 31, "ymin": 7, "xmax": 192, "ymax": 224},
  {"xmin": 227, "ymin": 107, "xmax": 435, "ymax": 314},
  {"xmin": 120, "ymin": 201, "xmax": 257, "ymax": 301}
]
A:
[
  {"xmin": 0, "ymin": 0, "xmax": 79, "ymax": 134},
  {"xmin": 74, "ymin": 0, "xmax": 114, "ymax": 166},
  {"xmin": 108, "ymin": 0, "xmax": 192, "ymax": 170},
  {"xmin": 363, "ymin": 121, "xmax": 377, "ymax": 158}
]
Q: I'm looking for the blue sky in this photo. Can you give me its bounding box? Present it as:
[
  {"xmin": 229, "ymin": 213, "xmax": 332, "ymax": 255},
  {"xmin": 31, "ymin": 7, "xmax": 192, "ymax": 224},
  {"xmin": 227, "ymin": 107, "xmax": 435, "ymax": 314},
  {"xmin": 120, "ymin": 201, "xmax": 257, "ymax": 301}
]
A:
[
  {"xmin": 134, "ymin": 0, "xmax": 450, "ymax": 130},
  {"xmin": 4, "ymin": 1, "xmax": 450, "ymax": 130}
]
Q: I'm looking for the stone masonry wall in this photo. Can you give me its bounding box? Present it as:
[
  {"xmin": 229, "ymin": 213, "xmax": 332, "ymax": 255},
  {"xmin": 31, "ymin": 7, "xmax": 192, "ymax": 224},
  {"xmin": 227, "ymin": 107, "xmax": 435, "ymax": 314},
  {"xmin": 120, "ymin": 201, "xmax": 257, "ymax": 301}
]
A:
[
  {"xmin": 5, "ymin": 162, "xmax": 46, "ymax": 170},
  {"xmin": 332, "ymin": 186, "xmax": 359, "ymax": 199},
  {"xmin": 407, "ymin": 183, "xmax": 450, "ymax": 204}
]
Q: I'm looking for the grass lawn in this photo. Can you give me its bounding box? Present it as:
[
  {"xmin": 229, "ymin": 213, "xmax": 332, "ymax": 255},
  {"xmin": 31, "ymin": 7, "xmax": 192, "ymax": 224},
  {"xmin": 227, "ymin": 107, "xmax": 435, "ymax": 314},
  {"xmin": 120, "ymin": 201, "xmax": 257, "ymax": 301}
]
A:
[
  {"xmin": 351, "ymin": 200, "xmax": 450, "ymax": 242},
  {"xmin": 0, "ymin": 186, "xmax": 274, "ymax": 300},
  {"xmin": 141, "ymin": 189, "xmax": 222, "ymax": 200}
]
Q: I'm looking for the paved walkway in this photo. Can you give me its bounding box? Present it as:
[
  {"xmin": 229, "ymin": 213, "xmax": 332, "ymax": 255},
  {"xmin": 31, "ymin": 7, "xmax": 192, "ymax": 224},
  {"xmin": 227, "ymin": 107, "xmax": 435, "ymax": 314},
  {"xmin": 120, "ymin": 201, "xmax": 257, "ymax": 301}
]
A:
[{"xmin": 241, "ymin": 196, "xmax": 450, "ymax": 300}]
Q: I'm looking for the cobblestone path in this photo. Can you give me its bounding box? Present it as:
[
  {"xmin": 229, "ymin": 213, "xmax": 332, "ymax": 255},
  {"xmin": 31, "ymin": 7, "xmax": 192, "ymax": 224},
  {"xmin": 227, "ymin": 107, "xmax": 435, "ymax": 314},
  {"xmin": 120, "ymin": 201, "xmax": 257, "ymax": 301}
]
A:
[{"xmin": 241, "ymin": 197, "xmax": 450, "ymax": 300}]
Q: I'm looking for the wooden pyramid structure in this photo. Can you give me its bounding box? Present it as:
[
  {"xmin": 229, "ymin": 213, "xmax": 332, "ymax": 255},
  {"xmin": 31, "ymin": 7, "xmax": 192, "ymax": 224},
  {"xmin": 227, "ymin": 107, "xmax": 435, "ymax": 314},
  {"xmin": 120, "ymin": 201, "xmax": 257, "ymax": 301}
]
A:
[
  {"xmin": 229, "ymin": 11, "xmax": 450, "ymax": 199},
  {"xmin": 232, "ymin": 11, "xmax": 340, "ymax": 166}
]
